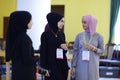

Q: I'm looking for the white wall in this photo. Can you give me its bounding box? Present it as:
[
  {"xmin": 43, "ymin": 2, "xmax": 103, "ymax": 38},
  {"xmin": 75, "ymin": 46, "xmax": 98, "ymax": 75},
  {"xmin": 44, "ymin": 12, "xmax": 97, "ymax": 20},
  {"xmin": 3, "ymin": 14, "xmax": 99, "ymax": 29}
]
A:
[{"xmin": 17, "ymin": 0, "xmax": 51, "ymax": 50}]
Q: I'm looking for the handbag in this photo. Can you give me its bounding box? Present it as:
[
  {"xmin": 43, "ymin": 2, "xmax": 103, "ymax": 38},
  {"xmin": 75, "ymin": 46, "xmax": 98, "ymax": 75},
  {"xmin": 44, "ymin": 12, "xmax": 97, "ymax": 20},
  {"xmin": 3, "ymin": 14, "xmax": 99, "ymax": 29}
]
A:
[{"xmin": 38, "ymin": 67, "xmax": 51, "ymax": 75}]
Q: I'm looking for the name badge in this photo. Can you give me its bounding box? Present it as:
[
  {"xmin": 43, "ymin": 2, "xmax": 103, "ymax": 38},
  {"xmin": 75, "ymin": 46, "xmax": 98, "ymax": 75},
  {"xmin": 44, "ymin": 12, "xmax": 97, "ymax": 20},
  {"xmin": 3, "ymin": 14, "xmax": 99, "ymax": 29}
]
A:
[
  {"xmin": 82, "ymin": 51, "xmax": 90, "ymax": 61},
  {"xmin": 56, "ymin": 48, "xmax": 63, "ymax": 59}
]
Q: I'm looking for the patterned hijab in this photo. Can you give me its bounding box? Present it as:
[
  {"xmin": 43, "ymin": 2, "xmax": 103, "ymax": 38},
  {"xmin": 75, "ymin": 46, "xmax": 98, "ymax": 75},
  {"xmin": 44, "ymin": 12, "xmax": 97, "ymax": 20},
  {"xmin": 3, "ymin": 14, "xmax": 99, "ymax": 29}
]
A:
[{"xmin": 82, "ymin": 14, "xmax": 97, "ymax": 36}]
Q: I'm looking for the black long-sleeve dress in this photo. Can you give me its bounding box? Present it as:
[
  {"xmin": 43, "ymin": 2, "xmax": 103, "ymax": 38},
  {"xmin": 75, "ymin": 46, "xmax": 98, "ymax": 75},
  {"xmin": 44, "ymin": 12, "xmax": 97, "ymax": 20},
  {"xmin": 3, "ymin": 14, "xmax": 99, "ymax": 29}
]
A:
[
  {"xmin": 40, "ymin": 30, "xmax": 69, "ymax": 80},
  {"xmin": 5, "ymin": 11, "xmax": 39, "ymax": 80},
  {"xmin": 10, "ymin": 33, "xmax": 39, "ymax": 80}
]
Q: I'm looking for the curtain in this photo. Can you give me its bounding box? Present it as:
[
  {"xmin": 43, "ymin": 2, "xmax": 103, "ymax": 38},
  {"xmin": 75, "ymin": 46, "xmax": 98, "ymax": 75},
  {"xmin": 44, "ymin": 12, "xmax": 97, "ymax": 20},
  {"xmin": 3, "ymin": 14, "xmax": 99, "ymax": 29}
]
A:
[{"xmin": 109, "ymin": 0, "xmax": 120, "ymax": 43}]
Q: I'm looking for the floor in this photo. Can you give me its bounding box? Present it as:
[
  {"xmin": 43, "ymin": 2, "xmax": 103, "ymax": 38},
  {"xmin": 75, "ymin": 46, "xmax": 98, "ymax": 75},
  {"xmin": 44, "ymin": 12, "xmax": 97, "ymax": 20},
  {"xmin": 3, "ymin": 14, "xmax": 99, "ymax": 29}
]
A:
[
  {"xmin": 1, "ymin": 75, "xmax": 120, "ymax": 80},
  {"xmin": 99, "ymin": 77, "xmax": 120, "ymax": 80}
]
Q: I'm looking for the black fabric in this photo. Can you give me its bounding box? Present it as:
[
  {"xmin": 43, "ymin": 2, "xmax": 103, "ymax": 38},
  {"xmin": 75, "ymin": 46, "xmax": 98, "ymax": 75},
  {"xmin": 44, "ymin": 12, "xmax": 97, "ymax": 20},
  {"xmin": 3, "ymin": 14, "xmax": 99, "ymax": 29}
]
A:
[
  {"xmin": 40, "ymin": 12, "xmax": 69, "ymax": 80},
  {"xmin": 40, "ymin": 31, "xmax": 69, "ymax": 80},
  {"xmin": 5, "ymin": 11, "xmax": 39, "ymax": 80},
  {"xmin": 46, "ymin": 12, "xmax": 63, "ymax": 33},
  {"xmin": 11, "ymin": 33, "xmax": 39, "ymax": 80},
  {"xmin": 6, "ymin": 11, "xmax": 31, "ymax": 61}
]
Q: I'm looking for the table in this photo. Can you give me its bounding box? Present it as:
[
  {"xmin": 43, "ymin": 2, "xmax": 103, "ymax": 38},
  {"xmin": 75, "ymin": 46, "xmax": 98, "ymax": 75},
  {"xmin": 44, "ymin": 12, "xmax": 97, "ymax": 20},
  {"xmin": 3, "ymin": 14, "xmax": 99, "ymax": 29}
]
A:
[{"xmin": 99, "ymin": 59, "xmax": 120, "ymax": 66}]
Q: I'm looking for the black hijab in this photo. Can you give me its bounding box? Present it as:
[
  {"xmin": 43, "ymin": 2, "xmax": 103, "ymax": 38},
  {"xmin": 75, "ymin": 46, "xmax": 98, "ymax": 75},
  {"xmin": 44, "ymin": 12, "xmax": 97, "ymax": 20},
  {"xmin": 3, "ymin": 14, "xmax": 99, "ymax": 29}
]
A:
[
  {"xmin": 6, "ymin": 11, "xmax": 32, "ymax": 61},
  {"xmin": 46, "ymin": 12, "xmax": 63, "ymax": 33}
]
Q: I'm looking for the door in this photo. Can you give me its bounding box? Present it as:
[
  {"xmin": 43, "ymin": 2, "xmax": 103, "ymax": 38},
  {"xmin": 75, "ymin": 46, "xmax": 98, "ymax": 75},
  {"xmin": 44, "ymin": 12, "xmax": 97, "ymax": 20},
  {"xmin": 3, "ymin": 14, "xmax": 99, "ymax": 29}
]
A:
[{"xmin": 51, "ymin": 5, "xmax": 65, "ymax": 32}]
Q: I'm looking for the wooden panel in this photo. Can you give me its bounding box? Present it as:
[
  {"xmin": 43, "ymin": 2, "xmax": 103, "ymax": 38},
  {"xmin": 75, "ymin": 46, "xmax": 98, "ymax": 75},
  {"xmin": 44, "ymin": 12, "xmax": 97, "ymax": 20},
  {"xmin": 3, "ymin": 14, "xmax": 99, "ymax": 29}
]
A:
[
  {"xmin": 3, "ymin": 17, "xmax": 9, "ymax": 40},
  {"xmin": 51, "ymin": 5, "xmax": 64, "ymax": 16}
]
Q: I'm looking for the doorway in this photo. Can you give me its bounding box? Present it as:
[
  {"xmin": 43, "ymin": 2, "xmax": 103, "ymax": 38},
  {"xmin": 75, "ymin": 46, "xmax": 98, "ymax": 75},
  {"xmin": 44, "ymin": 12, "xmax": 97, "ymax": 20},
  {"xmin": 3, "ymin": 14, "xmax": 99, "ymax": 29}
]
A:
[{"xmin": 51, "ymin": 5, "xmax": 64, "ymax": 16}]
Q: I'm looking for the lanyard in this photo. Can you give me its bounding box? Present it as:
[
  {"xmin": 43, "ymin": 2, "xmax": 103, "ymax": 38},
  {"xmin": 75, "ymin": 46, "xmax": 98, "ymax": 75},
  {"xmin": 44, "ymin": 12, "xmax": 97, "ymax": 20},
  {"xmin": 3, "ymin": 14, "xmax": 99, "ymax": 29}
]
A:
[{"xmin": 83, "ymin": 32, "xmax": 93, "ymax": 48}]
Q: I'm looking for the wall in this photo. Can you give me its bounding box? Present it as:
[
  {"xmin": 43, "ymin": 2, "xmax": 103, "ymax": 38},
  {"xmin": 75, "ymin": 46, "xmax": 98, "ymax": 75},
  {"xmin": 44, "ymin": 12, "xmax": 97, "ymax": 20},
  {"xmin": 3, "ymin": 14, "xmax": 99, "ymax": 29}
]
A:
[
  {"xmin": 0, "ymin": 0, "xmax": 50, "ymax": 50},
  {"xmin": 0, "ymin": 0, "xmax": 110, "ymax": 45},
  {"xmin": 17, "ymin": 0, "xmax": 51, "ymax": 50},
  {"xmin": 0, "ymin": 0, "xmax": 16, "ymax": 38},
  {"xmin": 51, "ymin": 0, "xmax": 110, "ymax": 45},
  {"xmin": 51, "ymin": 0, "xmax": 65, "ymax": 5}
]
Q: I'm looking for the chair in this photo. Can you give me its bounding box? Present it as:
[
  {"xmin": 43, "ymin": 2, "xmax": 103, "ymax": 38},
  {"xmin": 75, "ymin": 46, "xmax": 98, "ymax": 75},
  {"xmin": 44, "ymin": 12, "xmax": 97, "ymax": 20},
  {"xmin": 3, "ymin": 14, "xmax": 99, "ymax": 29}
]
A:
[
  {"xmin": 99, "ymin": 43, "xmax": 120, "ymax": 66},
  {"xmin": 105, "ymin": 43, "xmax": 116, "ymax": 60}
]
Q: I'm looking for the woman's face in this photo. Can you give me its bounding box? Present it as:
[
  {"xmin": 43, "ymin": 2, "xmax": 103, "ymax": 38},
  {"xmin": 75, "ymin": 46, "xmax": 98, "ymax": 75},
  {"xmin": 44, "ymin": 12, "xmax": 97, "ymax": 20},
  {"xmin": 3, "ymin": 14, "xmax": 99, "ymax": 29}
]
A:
[
  {"xmin": 82, "ymin": 19, "xmax": 89, "ymax": 31},
  {"xmin": 57, "ymin": 18, "xmax": 64, "ymax": 30},
  {"xmin": 28, "ymin": 19, "xmax": 33, "ymax": 29}
]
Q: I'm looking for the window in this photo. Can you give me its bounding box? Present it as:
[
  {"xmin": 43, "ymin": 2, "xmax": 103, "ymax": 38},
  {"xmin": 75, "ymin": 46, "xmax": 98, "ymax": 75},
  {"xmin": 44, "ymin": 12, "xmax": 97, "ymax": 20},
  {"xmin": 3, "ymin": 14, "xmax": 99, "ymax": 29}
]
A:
[{"xmin": 115, "ymin": 8, "xmax": 120, "ymax": 44}]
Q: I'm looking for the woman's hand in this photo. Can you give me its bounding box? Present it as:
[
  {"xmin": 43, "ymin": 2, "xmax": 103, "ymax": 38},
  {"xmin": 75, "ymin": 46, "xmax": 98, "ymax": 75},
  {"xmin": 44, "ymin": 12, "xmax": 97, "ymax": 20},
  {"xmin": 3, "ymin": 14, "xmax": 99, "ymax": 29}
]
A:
[
  {"xmin": 86, "ymin": 44, "xmax": 97, "ymax": 52},
  {"xmin": 45, "ymin": 70, "xmax": 50, "ymax": 77},
  {"xmin": 71, "ymin": 67, "xmax": 76, "ymax": 77},
  {"xmin": 60, "ymin": 43, "xmax": 68, "ymax": 50}
]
